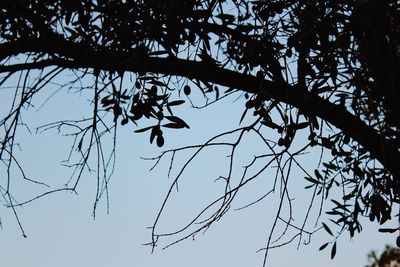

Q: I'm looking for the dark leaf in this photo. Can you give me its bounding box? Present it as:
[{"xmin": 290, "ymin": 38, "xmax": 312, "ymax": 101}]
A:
[
  {"xmin": 156, "ymin": 134, "xmax": 164, "ymax": 147},
  {"xmin": 239, "ymin": 108, "xmax": 248, "ymax": 125},
  {"xmin": 215, "ymin": 86, "xmax": 219, "ymax": 99},
  {"xmin": 168, "ymin": 100, "xmax": 185, "ymax": 106},
  {"xmin": 166, "ymin": 104, "xmax": 173, "ymax": 115},
  {"xmin": 326, "ymin": 210, "xmax": 341, "ymax": 216},
  {"xmin": 319, "ymin": 243, "xmax": 329, "ymax": 251},
  {"xmin": 224, "ymin": 87, "xmax": 235, "ymax": 94},
  {"xmin": 304, "ymin": 176, "xmax": 319, "ymax": 184},
  {"xmin": 132, "ymin": 93, "xmax": 140, "ymax": 103},
  {"xmin": 77, "ymin": 138, "xmax": 83, "ymax": 151},
  {"xmin": 294, "ymin": 122, "xmax": 309, "ymax": 130},
  {"xmin": 331, "ymin": 242, "xmax": 337, "ymax": 259},
  {"xmin": 121, "ymin": 117, "xmax": 129, "ymax": 125},
  {"xmin": 134, "ymin": 126, "xmax": 154, "ymax": 133},
  {"xmin": 149, "ymin": 80, "xmax": 168, "ymax": 87},
  {"xmin": 150, "ymin": 126, "xmax": 158, "ymax": 144},
  {"xmin": 378, "ymin": 228, "xmax": 398, "ymax": 233},
  {"xmin": 305, "ymin": 184, "xmax": 315, "ymax": 189},
  {"xmin": 162, "ymin": 123, "xmax": 184, "ymax": 129},
  {"xmin": 322, "ymin": 222, "xmax": 333, "ymax": 236},
  {"xmin": 165, "ymin": 116, "xmax": 190, "ymax": 129},
  {"xmin": 101, "ymin": 96, "xmax": 114, "ymax": 107},
  {"xmin": 314, "ymin": 169, "xmax": 323, "ymax": 180}
]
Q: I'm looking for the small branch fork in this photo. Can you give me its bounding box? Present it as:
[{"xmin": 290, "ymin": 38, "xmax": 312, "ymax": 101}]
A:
[
  {"xmin": 0, "ymin": 70, "xmax": 119, "ymax": 233},
  {"xmin": 143, "ymin": 123, "xmax": 322, "ymax": 266}
]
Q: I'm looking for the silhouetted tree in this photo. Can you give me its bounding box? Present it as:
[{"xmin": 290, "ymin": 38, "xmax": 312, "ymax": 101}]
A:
[
  {"xmin": 1, "ymin": 0, "xmax": 400, "ymax": 265},
  {"xmin": 366, "ymin": 245, "xmax": 400, "ymax": 267}
]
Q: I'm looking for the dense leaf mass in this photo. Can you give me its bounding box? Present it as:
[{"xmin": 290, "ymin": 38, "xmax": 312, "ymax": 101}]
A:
[{"xmin": 1, "ymin": 0, "xmax": 400, "ymax": 260}]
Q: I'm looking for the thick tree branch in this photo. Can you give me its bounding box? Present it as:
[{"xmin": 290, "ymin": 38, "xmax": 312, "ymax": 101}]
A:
[{"xmin": 1, "ymin": 37, "xmax": 399, "ymax": 179}]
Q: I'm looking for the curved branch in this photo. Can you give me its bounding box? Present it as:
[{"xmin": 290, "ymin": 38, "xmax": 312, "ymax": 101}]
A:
[{"xmin": 1, "ymin": 37, "xmax": 399, "ymax": 178}]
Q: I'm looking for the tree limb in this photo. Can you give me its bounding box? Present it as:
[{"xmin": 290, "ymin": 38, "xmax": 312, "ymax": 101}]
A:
[{"xmin": 1, "ymin": 37, "xmax": 399, "ymax": 179}]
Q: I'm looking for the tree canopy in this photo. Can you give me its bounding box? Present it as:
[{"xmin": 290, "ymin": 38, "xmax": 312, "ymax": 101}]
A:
[
  {"xmin": 1, "ymin": 0, "xmax": 400, "ymax": 265},
  {"xmin": 366, "ymin": 245, "xmax": 400, "ymax": 267}
]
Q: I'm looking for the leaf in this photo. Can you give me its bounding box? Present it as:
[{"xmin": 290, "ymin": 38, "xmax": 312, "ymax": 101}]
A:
[
  {"xmin": 101, "ymin": 96, "xmax": 114, "ymax": 107},
  {"xmin": 65, "ymin": 11, "xmax": 72, "ymax": 25},
  {"xmin": 156, "ymin": 134, "xmax": 164, "ymax": 147},
  {"xmin": 148, "ymin": 80, "xmax": 168, "ymax": 87},
  {"xmin": 239, "ymin": 108, "xmax": 248, "ymax": 125},
  {"xmin": 150, "ymin": 126, "xmax": 158, "ymax": 144},
  {"xmin": 331, "ymin": 199, "xmax": 351, "ymax": 212},
  {"xmin": 305, "ymin": 176, "xmax": 319, "ymax": 184},
  {"xmin": 314, "ymin": 169, "xmax": 323, "ymax": 180},
  {"xmin": 165, "ymin": 116, "xmax": 190, "ymax": 129},
  {"xmin": 168, "ymin": 100, "xmax": 185, "ymax": 106},
  {"xmin": 378, "ymin": 228, "xmax": 398, "ymax": 233},
  {"xmin": 131, "ymin": 93, "xmax": 140, "ymax": 103},
  {"xmin": 166, "ymin": 104, "xmax": 173, "ymax": 116},
  {"xmin": 121, "ymin": 117, "xmax": 129, "ymax": 126},
  {"xmin": 65, "ymin": 26, "xmax": 77, "ymax": 35},
  {"xmin": 323, "ymin": 162, "xmax": 338, "ymax": 171},
  {"xmin": 331, "ymin": 242, "xmax": 337, "ymax": 259},
  {"xmin": 224, "ymin": 87, "xmax": 235, "ymax": 94},
  {"xmin": 319, "ymin": 243, "xmax": 329, "ymax": 251},
  {"xmin": 162, "ymin": 123, "xmax": 184, "ymax": 129},
  {"xmin": 134, "ymin": 126, "xmax": 154, "ymax": 133},
  {"xmin": 77, "ymin": 138, "xmax": 83, "ymax": 151},
  {"xmin": 127, "ymin": 116, "xmax": 138, "ymax": 126},
  {"xmin": 326, "ymin": 210, "xmax": 341, "ymax": 216},
  {"xmin": 215, "ymin": 86, "xmax": 220, "ymax": 99},
  {"xmin": 312, "ymin": 117, "xmax": 320, "ymax": 129},
  {"xmin": 294, "ymin": 122, "xmax": 309, "ymax": 130},
  {"xmin": 322, "ymin": 222, "xmax": 333, "ymax": 236}
]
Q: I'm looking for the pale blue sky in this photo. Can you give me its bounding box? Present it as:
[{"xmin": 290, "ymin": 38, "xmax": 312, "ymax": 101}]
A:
[{"xmin": 0, "ymin": 76, "xmax": 396, "ymax": 267}]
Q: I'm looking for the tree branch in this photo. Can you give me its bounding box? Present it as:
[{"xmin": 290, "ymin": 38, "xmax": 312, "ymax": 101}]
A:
[{"xmin": 1, "ymin": 37, "xmax": 399, "ymax": 179}]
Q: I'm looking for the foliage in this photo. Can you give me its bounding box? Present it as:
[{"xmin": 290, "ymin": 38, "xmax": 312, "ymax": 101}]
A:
[
  {"xmin": 366, "ymin": 245, "xmax": 400, "ymax": 267},
  {"xmin": 0, "ymin": 0, "xmax": 400, "ymax": 265}
]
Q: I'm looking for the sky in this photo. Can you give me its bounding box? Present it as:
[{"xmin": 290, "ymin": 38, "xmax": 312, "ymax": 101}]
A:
[{"xmin": 0, "ymin": 74, "xmax": 397, "ymax": 267}]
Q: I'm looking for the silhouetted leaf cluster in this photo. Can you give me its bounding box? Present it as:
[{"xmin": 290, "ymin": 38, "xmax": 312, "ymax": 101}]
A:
[{"xmin": 1, "ymin": 0, "xmax": 400, "ymax": 261}]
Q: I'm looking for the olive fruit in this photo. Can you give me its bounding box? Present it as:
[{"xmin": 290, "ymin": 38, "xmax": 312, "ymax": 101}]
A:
[
  {"xmin": 278, "ymin": 138, "xmax": 284, "ymax": 146},
  {"xmin": 183, "ymin": 85, "xmax": 191, "ymax": 95},
  {"xmin": 156, "ymin": 134, "xmax": 164, "ymax": 147}
]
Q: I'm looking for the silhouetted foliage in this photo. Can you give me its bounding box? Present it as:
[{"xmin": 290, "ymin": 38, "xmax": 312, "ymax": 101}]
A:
[
  {"xmin": 366, "ymin": 245, "xmax": 400, "ymax": 267},
  {"xmin": 1, "ymin": 0, "xmax": 400, "ymax": 265}
]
